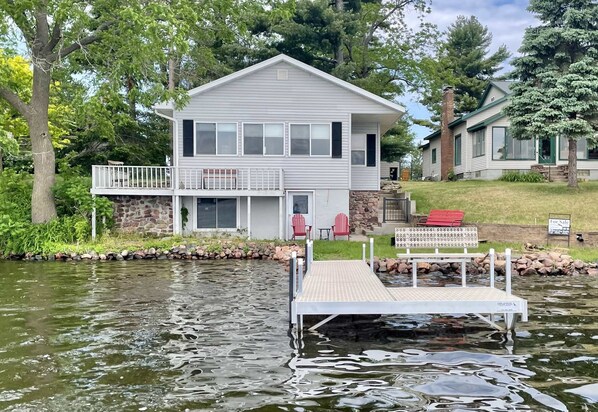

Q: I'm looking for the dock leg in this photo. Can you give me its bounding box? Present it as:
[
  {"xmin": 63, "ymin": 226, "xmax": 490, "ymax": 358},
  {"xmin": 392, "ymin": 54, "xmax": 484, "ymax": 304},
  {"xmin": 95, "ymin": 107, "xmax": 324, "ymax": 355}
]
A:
[
  {"xmin": 412, "ymin": 260, "xmax": 417, "ymax": 288},
  {"xmin": 504, "ymin": 313, "xmax": 516, "ymax": 331}
]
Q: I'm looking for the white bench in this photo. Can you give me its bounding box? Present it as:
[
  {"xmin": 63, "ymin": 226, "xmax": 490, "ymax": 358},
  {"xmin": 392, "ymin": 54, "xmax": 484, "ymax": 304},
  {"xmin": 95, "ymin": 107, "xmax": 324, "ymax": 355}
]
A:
[{"xmin": 395, "ymin": 227, "xmax": 485, "ymax": 287}]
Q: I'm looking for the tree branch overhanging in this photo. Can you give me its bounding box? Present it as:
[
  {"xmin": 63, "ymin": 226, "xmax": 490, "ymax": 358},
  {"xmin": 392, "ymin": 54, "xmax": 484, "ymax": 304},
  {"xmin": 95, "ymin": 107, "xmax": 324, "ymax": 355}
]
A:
[
  {"xmin": 5, "ymin": 0, "xmax": 36, "ymax": 45},
  {"xmin": 52, "ymin": 20, "xmax": 115, "ymax": 62},
  {"xmin": 0, "ymin": 86, "xmax": 31, "ymax": 120}
]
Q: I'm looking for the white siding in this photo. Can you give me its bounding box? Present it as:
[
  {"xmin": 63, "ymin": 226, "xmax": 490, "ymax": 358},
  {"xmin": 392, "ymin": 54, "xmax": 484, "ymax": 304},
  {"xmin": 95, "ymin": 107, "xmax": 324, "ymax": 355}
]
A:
[
  {"xmin": 249, "ymin": 197, "xmax": 280, "ymax": 239},
  {"xmin": 174, "ymin": 62, "xmax": 397, "ymax": 191},
  {"xmin": 423, "ymin": 138, "xmax": 441, "ymax": 179},
  {"xmin": 480, "ymin": 87, "xmax": 507, "ymax": 107},
  {"xmin": 351, "ymin": 123, "xmax": 379, "ymax": 190},
  {"xmin": 314, "ymin": 189, "xmax": 349, "ymax": 234}
]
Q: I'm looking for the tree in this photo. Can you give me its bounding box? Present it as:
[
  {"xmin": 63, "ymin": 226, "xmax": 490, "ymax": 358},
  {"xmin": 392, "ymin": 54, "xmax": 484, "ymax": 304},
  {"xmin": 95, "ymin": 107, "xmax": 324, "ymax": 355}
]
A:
[
  {"xmin": 504, "ymin": 0, "xmax": 598, "ymax": 188},
  {"xmin": 0, "ymin": 1, "xmax": 195, "ymax": 223},
  {"xmin": 421, "ymin": 16, "xmax": 510, "ymax": 125},
  {"xmin": 381, "ymin": 117, "xmax": 417, "ymax": 162},
  {"xmin": 243, "ymin": 0, "xmax": 437, "ymax": 102}
]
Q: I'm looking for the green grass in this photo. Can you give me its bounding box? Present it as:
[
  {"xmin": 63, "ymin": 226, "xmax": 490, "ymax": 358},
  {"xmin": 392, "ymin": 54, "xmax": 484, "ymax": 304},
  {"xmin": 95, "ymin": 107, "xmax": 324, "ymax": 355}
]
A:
[
  {"xmin": 402, "ymin": 180, "xmax": 598, "ymax": 231},
  {"xmin": 313, "ymin": 237, "xmax": 598, "ymax": 262}
]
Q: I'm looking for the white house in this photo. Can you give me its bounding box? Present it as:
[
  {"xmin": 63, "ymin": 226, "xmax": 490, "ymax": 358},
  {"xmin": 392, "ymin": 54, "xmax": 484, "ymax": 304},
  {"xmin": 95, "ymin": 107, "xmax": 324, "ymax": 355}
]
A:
[
  {"xmin": 90, "ymin": 54, "xmax": 404, "ymax": 239},
  {"xmin": 421, "ymin": 81, "xmax": 598, "ymax": 181}
]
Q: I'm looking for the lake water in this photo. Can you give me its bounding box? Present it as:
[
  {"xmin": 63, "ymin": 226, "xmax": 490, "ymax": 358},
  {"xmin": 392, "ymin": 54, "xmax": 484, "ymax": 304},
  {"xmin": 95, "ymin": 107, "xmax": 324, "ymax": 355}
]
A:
[{"xmin": 0, "ymin": 260, "xmax": 597, "ymax": 411}]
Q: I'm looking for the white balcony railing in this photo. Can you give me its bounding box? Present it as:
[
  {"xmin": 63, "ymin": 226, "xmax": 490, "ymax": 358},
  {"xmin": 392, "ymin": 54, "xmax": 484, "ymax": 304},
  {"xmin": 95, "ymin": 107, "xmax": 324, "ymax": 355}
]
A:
[{"xmin": 92, "ymin": 165, "xmax": 284, "ymax": 192}]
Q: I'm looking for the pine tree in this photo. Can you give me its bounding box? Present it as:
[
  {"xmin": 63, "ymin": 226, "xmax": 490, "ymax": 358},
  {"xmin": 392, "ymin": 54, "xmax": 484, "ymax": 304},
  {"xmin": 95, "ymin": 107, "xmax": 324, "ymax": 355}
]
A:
[
  {"xmin": 421, "ymin": 16, "xmax": 510, "ymax": 124},
  {"xmin": 504, "ymin": 0, "xmax": 598, "ymax": 188}
]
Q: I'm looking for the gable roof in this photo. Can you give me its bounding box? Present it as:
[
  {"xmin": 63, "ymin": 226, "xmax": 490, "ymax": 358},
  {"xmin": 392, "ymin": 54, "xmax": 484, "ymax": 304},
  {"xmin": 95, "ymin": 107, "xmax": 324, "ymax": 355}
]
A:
[
  {"xmin": 477, "ymin": 80, "xmax": 514, "ymax": 109},
  {"xmin": 154, "ymin": 54, "xmax": 405, "ymax": 115},
  {"xmin": 423, "ymin": 94, "xmax": 509, "ymax": 142}
]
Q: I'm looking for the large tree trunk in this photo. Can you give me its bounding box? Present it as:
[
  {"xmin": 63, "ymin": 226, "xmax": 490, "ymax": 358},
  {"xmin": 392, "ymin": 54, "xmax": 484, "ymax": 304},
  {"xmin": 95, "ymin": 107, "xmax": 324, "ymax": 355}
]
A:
[
  {"xmin": 567, "ymin": 137, "xmax": 578, "ymax": 188},
  {"xmin": 30, "ymin": 62, "xmax": 57, "ymax": 223},
  {"xmin": 335, "ymin": 0, "xmax": 344, "ymax": 66}
]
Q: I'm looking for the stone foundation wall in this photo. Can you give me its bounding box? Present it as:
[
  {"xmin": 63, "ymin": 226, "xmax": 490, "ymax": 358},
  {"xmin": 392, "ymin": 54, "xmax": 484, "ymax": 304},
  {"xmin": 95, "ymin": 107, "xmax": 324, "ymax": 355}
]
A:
[
  {"xmin": 349, "ymin": 191, "xmax": 380, "ymax": 232},
  {"xmin": 109, "ymin": 195, "xmax": 173, "ymax": 235}
]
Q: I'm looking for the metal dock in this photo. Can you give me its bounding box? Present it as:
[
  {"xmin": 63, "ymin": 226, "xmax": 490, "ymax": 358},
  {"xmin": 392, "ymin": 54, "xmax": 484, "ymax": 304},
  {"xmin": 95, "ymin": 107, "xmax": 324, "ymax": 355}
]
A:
[{"xmin": 290, "ymin": 241, "xmax": 528, "ymax": 332}]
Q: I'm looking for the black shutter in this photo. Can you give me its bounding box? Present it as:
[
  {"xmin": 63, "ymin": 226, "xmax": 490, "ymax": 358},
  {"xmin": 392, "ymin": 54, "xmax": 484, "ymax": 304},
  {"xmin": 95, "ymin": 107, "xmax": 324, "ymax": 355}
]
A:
[
  {"xmin": 183, "ymin": 120, "xmax": 194, "ymax": 157},
  {"xmin": 331, "ymin": 122, "xmax": 342, "ymax": 158},
  {"xmin": 366, "ymin": 134, "xmax": 376, "ymax": 167}
]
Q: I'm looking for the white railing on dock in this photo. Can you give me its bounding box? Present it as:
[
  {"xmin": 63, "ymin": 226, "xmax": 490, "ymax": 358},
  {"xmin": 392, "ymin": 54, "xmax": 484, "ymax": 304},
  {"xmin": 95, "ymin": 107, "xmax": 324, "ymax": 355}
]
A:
[{"xmin": 92, "ymin": 165, "xmax": 284, "ymax": 192}]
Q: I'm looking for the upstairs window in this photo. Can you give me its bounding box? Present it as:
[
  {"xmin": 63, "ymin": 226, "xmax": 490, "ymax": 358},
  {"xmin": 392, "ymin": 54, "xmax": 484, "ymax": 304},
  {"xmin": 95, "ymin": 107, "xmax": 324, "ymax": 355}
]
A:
[
  {"xmin": 243, "ymin": 123, "xmax": 284, "ymax": 156},
  {"xmin": 351, "ymin": 134, "xmax": 366, "ymax": 165},
  {"xmin": 290, "ymin": 124, "xmax": 331, "ymax": 156},
  {"xmin": 196, "ymin": 122, "xmax": 237, "ymax": 155}
]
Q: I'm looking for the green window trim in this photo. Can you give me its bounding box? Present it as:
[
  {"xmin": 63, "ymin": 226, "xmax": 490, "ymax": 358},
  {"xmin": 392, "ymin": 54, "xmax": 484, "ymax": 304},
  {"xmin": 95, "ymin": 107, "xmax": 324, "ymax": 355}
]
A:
[
  {"xmin": 472, "ymin": 129, "xmax": 485, "ymax": 158},
  {"xmin": 558, "ymin": 137, "xmax": 598, "ymax": 161},
  {"xmin": 454, "ymin": 134, "xmax": 462, "ymax": 166},
  {"xmin": 431, "ymin": 148, "xmax": 437, "ymax": 164},
  {"xmin": 491, "ymin": 127, "xmax": 535, "ymax": 161}
]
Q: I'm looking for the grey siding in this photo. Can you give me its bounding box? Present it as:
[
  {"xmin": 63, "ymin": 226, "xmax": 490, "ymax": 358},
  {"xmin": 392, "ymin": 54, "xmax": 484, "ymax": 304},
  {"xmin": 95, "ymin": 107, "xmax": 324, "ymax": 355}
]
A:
[
  {"xmin": 174, "ymin": 62, "xmax": 396, "ymax": 190},
  {"xmin": 351, "ymin": 123, "xmax": 379, "ymax": 190}
]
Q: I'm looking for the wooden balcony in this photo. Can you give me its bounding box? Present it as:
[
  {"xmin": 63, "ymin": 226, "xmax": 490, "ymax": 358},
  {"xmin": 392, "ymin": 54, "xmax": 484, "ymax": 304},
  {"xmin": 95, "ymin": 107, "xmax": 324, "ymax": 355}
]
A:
[{"xmin": 91, "ymin": 165, "xmax": 284, "ymax": 196}]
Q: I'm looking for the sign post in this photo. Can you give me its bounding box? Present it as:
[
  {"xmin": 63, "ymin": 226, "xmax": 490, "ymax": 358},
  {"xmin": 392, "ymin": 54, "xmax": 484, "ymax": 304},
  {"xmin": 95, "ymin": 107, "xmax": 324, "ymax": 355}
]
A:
[{"xmin": 547, "ymin": 213, "xmax": 571, "ymax": 247}]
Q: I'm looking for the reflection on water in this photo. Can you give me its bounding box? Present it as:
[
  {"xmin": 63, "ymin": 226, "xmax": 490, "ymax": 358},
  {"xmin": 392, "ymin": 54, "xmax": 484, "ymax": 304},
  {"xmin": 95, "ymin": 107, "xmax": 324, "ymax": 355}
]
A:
[{"xmin": 0, "ymin": 260, "xmax": 597, "ymax": 411}]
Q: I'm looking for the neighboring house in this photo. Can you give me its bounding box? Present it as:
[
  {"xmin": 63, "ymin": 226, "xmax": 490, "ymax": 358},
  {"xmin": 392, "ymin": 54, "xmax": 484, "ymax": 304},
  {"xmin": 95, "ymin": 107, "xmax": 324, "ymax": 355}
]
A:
[
  {"xmin": 90, "ymin": 54, "xmax": 404, "ymax": 239},
  {"xmin": 421, "ymin": 81, "xmax": 598, "ymax": 181}
]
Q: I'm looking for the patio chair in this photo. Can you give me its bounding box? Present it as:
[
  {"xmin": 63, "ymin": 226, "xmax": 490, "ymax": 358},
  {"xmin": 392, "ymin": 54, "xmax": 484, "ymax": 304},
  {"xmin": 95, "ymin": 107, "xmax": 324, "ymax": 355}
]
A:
[
  {"xmin": 331, "ymin": 213, "xmax": 350, "ymax": 240},
  {"xmin": 291, "ymin": 214, "xmax": 311, "ymax": 240}
]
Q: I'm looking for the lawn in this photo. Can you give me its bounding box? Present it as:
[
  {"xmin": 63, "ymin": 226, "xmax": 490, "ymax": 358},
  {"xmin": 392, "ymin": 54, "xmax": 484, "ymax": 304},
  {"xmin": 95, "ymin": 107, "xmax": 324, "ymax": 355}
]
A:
[{"xmin": 401, "ymin": 180, "xmax": 598, "ymax": 231}]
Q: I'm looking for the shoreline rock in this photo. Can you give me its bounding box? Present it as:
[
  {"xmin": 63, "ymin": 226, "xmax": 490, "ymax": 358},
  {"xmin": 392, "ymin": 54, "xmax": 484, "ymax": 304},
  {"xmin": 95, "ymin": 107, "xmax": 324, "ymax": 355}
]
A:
[{"xmin": 3, "ymin": 246, "xmax": 597, "ymax": 276}]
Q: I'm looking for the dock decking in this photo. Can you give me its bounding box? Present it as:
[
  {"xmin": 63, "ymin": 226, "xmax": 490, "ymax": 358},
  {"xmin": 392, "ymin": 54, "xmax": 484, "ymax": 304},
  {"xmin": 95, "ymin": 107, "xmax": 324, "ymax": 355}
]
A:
[{"xmin": 291, "ymin": 252, "xmax": 528, "ymax": 331}]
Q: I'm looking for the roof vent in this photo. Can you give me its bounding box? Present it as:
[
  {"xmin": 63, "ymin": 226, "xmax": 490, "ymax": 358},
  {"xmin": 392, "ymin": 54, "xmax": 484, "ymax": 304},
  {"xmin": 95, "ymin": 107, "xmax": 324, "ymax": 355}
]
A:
[{"xmin": 277, "ymin": 69, "xmax": 288, "ymax": 80}]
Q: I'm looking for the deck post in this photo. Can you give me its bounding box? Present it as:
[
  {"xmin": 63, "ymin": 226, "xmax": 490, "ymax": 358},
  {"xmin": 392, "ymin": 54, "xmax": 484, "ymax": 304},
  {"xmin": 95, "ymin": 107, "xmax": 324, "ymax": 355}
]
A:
[
  {"xmin": 289, "ymin": 251, "xmax": 297, "ymax": 323},
  {"xmin": 278, "ymin": 196, "xmax": 284, "ymax": 240},
  {"xmin": 91, "ymin": 194, "xmax": 97, "ymax": 240},
  {"xmin": 369, "ymin": 238, "xmax": 374, "ymax": 273},
  {"xmin": 362, "ymin": 243, "xmax": 366, "ymax": 262},
  {"xmin": 247, "ymin": 196, "xmax": 251, "ymax": 240},
  {"xmin": 489, "ymin": 248, "xmax": 495, "ymax": 288}
]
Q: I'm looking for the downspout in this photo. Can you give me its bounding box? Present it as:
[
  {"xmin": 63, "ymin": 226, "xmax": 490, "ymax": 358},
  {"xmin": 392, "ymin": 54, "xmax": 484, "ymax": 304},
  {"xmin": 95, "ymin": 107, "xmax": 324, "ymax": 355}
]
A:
[{"xmin": 154, "ymin": 109, "xmax": 180, "ymax": 235}]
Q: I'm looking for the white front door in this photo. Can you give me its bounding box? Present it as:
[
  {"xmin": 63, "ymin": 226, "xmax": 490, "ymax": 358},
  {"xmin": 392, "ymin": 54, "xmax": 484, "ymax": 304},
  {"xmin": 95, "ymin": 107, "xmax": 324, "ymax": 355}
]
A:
[{"xmin": 287, "ymin": 191, "xmax": 314, "ymax": 240}]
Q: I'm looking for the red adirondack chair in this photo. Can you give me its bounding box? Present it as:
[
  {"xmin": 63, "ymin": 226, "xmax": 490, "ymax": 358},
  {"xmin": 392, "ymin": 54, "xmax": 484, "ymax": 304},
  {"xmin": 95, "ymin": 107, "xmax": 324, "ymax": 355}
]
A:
[
  {"xmin": 291, "ymin": 214, "xmax": 311, "ymax": 240},
  {"xmin": 331, "ymin": 213, "xmax": 350, "ymax": 240}
]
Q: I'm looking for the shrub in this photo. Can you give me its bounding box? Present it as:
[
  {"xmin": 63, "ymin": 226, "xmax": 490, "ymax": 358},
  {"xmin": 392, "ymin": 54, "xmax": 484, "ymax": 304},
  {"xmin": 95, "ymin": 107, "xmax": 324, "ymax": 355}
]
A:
[{"xmin": 498, "ymin": 171, "xmax": 546, "ymax": 183}]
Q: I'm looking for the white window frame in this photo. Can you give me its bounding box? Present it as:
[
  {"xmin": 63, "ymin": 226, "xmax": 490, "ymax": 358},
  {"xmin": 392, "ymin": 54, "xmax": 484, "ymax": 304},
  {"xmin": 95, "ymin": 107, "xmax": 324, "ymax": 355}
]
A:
[
  {"xmin": 242, "ymin": 122, "xmax": 285, "ymax": 156},
  {"xmin": 289, "ymin": 123, "xmax": 332, "ymax": 157},
  {"xmin": 351, "ymin": 133, "xmax": 366, "ymax": 166},
  {"xmin": 194, "ymin": 122, "xmax": 238, "ymax": 156},
  {"xmin": 193, "ymin": 196, "xmax": 239, "ymax": 231}
]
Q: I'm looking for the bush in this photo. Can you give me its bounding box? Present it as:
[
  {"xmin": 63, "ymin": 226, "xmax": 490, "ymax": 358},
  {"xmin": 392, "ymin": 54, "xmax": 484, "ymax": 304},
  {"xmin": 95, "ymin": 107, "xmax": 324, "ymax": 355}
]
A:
[
  {"xmin": 0, "ymin": 170, "xmax": 114, "ymax": 254},
  {"xmin": 498, "ymin": 171, "xmax": 546, "ymax": 183}
]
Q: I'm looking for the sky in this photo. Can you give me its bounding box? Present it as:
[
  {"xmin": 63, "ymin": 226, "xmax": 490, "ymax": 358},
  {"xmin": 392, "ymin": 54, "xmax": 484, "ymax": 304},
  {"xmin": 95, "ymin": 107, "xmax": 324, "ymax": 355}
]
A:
[{"xmin": 405, "ymin": 0, "xmax": 539, "ymax": 142}]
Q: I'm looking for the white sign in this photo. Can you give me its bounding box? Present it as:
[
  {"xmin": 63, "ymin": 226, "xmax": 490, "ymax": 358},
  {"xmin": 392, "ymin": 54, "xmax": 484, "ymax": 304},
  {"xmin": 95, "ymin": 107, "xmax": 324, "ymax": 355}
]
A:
[{"xmin": 548, "ymin": 218, "xmax": 571, "ymax": 235}]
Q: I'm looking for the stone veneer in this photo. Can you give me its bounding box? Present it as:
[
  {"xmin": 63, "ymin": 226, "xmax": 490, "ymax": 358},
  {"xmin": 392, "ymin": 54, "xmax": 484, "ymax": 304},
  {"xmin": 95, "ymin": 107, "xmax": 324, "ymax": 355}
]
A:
[
  {"xmin": 349, "ymin": 190, "xmax": 380, "ymax": 233},
  {"xmin": 109, "ymin": 195, "xmax": 173, "ymax": 235}
]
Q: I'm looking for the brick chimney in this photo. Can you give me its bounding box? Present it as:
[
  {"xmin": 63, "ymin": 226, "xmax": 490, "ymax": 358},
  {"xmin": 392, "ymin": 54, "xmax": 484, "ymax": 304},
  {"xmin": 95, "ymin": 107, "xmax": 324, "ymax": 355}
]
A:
[{"xmin": 440, "ymin": 86, "xmax": 455, "ymax": 181}]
